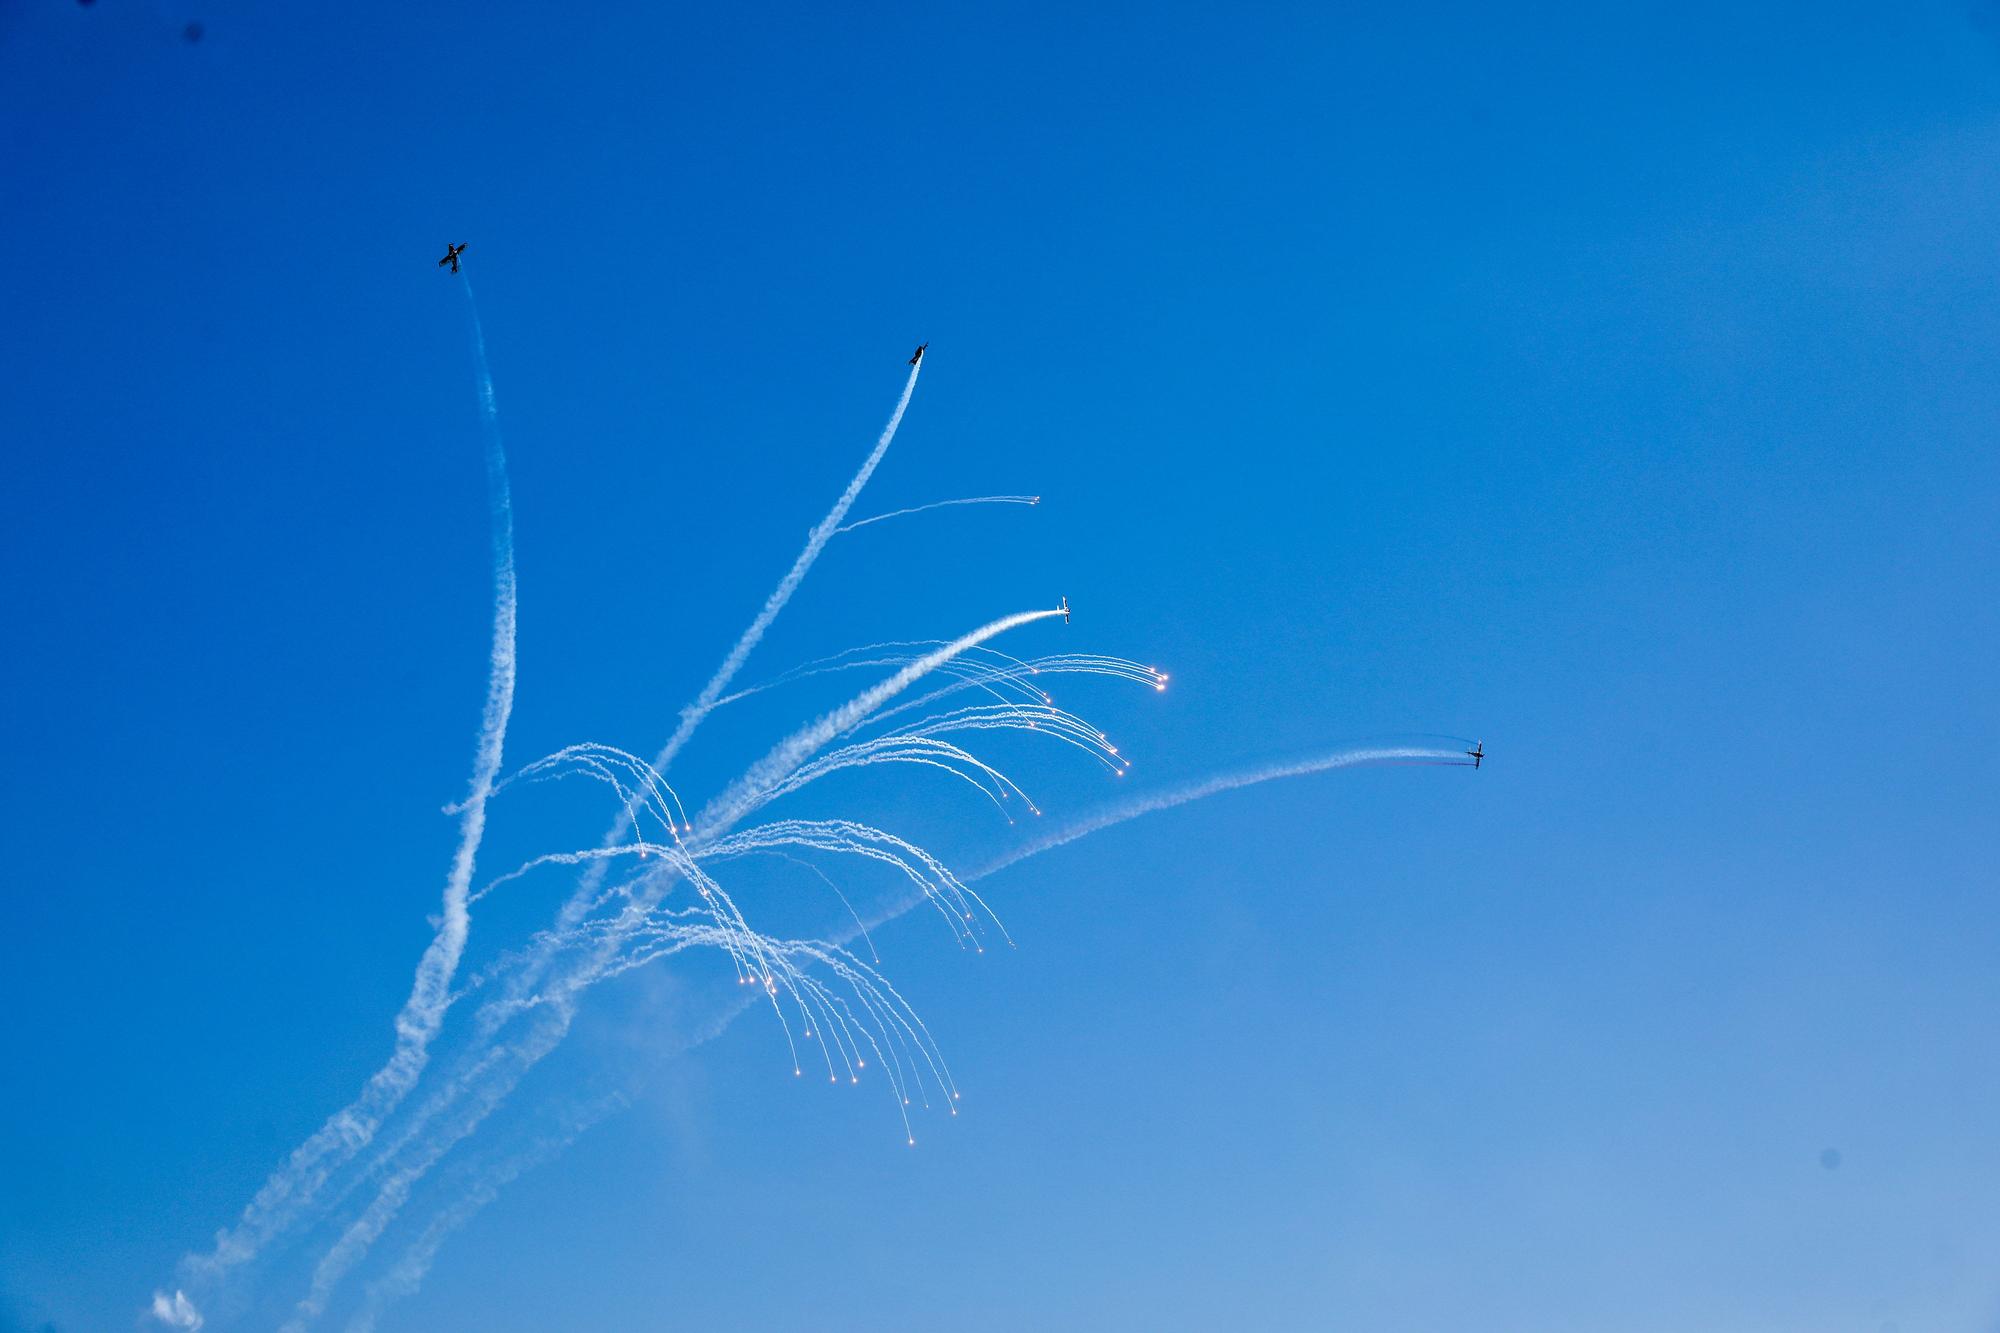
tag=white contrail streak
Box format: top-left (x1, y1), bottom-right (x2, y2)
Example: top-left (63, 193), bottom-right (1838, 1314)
top-left (971, 745), bottom-right (1464, 880)
top-left (692, 606), bottom-right (1066, 840)
top-left (168, 285), bottom-right (1472, 1330)
top-left (689, 745), bottom-right (1472, 1012)
top-left (835, 494), bottom-right (1039, 536)
top-left (683, 746), bottom-right (1473, 1046)
top-left (276, 610), bottom-right (1064, 1319)
top-left (546, 361), bottom-right (925, 941)
top-left (342, 1093), bottom-right (627, 1333)
top-left (349, 743), bottom-right (1470, 1326)
top-left (658, 360), bottom-right (922, 775)
top-left (722, 745), bottom-right (1472, 959)
top-left (181, 280), bottom-right (520, 1290)
top-left (445, 360), bottom-right (928, 1108)
top-left (230, 368), bottom-right (931, 1321)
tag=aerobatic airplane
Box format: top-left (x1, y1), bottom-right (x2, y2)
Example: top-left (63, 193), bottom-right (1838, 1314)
top-left (1466, 741), bottom-right (1485, 769)
top-left (908, 342), bottom-right (928, 367)
top-left (1059, 596), bottom-right (1070, 624)
top-left (437, 242), bottom-right (467, 274)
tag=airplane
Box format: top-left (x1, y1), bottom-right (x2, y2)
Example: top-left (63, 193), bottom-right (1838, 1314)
top-left (908, 342), bottom-right (928, 367)
top-left (437, 242), bottom-right (467, 274)
top-left (1467, 741), bottom-right (1485, 769)
top-left (1059, 596), bottom-right (1070, 624)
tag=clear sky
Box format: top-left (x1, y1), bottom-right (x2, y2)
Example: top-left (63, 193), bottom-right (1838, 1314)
top-left (3, 2), bottom-right (1999, 1329)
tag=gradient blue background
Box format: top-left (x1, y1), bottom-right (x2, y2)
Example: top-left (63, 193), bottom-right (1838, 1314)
top-left (4, 2), bottom-right (1999, 1329)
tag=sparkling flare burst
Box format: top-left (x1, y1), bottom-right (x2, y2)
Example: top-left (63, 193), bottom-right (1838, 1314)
top-left (158, 296), bottom-right (1466, 1333)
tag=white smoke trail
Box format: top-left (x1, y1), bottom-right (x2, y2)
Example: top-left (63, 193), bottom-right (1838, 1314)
top-left (351, 743), bottom-right (1472, 1327)
top-left (341, 1092), bottom-right (628, 1333)
top-left (970, 745), bottom-right (1465, 880)
top-left (292, 893), bottom-right (958, 1329)
top-left (280, 1023), bottom-right (558, 1332)
top-left (178, 281), bottom-right (519, 1293)
top-left (347, 365), bottom-right (936, 1239)
top-left (634, 748), bottom-right (1473, 1061)
top-left (656, 360), bottom-right (922, 777)
top-left (163, 289), bottom-right (1470, 1328)
top-left (270, 609), bottom-right (1064, 1322)
top-left (705, 745), bottom-right (1471, 968)
top-left (342, 906), bottom-right (907, 1333)
top-left (835, 494), bottom-right (1039, 536)
top-left (536, 360), bottom-right (925, 962)
top-left (692, 607), bottom-right (1066, 840)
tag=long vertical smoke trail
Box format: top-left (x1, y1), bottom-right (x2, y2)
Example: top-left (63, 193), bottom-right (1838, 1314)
top-left (663, 359), bottom-right (921, 768)
top-left (458, 358), bottom-right (924, 1103)
top-left (214, 365), bottom-right (927, 1323)
top-left (350, 743), bottom-right (1474, 1327)
top-left (181, 281), bottom-right (520, 1291)
top-left (130, 235), bottom-right (1484, 1333)
top-left (280, 607), bottom-right (1066, 1319)
top-left (551, 361), bottom-right (923, 936)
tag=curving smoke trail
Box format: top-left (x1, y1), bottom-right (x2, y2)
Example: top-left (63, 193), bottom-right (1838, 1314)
top-left (271, 606), bottom-right (1069, 1323)
top-left (538, 360), bottom-right (926, 958)
top-left (692, 606), bottom-right (1067, 841)
top-left (181, 363), bottom-right (937, 1329)
top-left (657, 359), bottom-right (923, 776)
top-left (361, 377), bottom-right (981, 1204)
top-left (704, 744), bottom-right (1475, 993)
top-left (187, 334), bottom-right (926, 1326)
top-left (835, 493), bottom-right (1040, 536)
top-left (347, 744), bottom-right (1470, 1329)
top-left (341, 1092), bottom-right (630, 1333)
top-left (299, 692), bottom-right (1437, 1326)
top-left (970, 745), bottom-right (1468, 881)
top-left (175, 281), bottom-right (520, 1297)
top-left (155, 303), bottom-right (1473, 1329)
top-left (389, 361), bottom-right (935, 1179)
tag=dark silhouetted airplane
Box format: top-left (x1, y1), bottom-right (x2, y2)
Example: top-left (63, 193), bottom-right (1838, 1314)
top-left (437, 243), bottom-right (467, 274)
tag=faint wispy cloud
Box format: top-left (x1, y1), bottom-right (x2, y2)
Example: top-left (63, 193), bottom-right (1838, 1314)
top-left (147, 1291), bottom-right (202, 1330)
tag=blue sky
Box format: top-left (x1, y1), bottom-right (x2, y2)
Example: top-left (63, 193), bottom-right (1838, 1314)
top-left (3, 1), bottom-right (1999, 1328)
